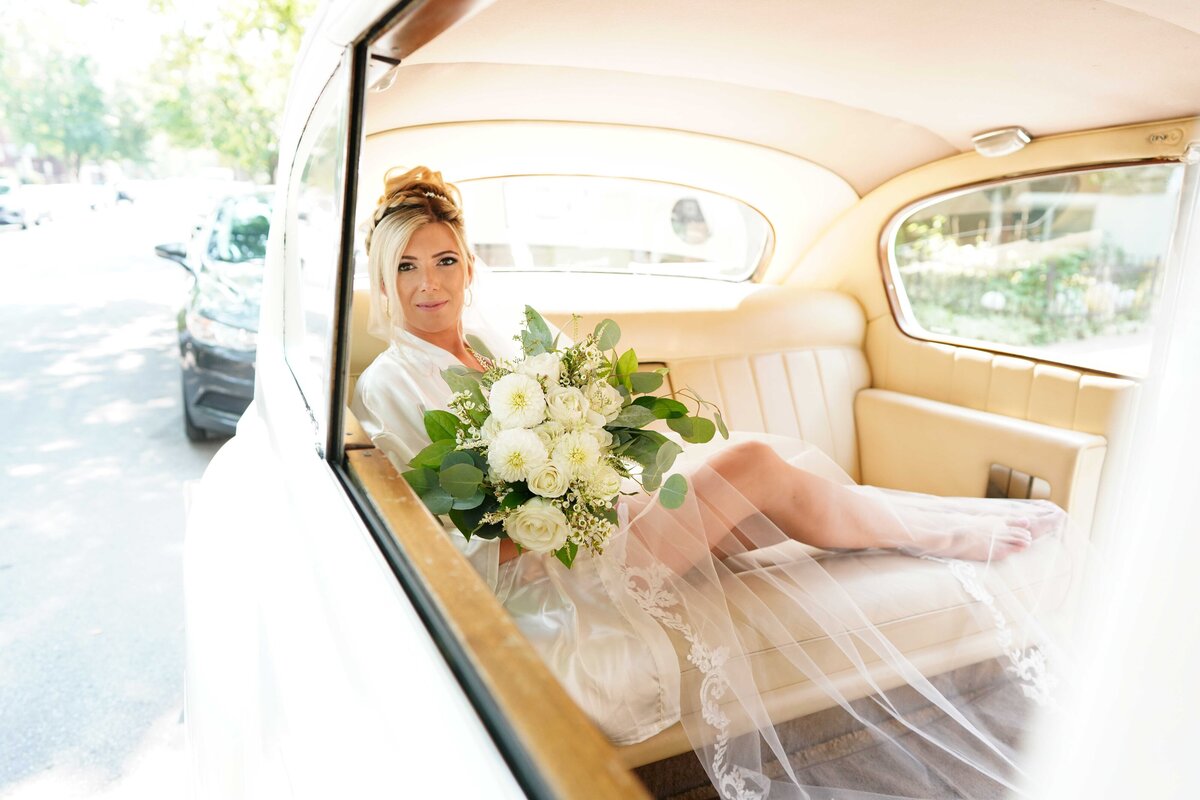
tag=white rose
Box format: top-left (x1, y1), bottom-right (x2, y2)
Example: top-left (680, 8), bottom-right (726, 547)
top-left (527, 461), bottom-right (570, 498)
top-left (552, 430), bottom-right (602, 480)
top-left (489, 373), bottom-right (546, 429)
top-left (517, 352), bottom-right (562, 385)
top-left (504, 497), bottom-right (570, 554)
top-left (478, 415), bottom-right (503, 444)
top-left (533, 420), bottom-right (566, 449)
top-left (585, 380), bottom-right (624, 422)
top-left (545, 385), bottom-right (590, 426)
top-left (586, 425), bottom-right (614, 449)
top-left (487, 428), bottom-right (547, 482)
top-left (586, 464), bottom-right (623, 502)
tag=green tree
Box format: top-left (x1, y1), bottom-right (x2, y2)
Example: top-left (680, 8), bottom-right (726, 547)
top-left (149, 0), bottom-right (316, 181)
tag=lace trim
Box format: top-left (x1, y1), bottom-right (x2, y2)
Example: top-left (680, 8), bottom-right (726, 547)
top-left (622, 562), bottom-right (766, 800)
top-left (924, 556), bottom-right (1057, 705)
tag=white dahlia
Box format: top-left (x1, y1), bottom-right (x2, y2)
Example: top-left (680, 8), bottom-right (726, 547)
top-left (489, 373), bottom-right (546, 429)
top-left (487, 428), bottom-right (548, 482)
top-left (586, 464), bottom-right (623, 502)
top-left (552, 431), bottom-right (602, 480)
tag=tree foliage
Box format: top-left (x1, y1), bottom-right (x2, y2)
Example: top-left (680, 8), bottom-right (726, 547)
top-left (0, 22), bottom-right (150, 176)
top-left (0, 26), bottom-right (150, 175)
top-left (149, 0), bottom-right (316, 180)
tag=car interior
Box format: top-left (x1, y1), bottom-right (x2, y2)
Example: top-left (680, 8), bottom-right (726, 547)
top-left (314, 1), bottom-right (1200, 795)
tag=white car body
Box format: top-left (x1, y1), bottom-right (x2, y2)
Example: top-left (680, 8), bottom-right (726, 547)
top-left (183, 1), bottom-right (1200, 798)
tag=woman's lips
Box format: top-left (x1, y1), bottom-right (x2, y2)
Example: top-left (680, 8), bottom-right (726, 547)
top-left (415, 300), bottom-right (448, 311)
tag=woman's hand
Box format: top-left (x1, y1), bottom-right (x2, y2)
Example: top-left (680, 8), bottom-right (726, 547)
top-left (498, 538), bottom-right (521, 564)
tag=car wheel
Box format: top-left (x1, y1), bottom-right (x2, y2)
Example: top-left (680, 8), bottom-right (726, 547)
top-left (183, 386), bottom-right (208, 442)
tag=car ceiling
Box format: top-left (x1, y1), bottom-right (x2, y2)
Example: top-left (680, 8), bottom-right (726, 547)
top-left (371, 0), bottom-right (1200, 194)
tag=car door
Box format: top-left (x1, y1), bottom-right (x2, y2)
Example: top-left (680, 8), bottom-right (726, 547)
top-left (184, 48), bottom-right (523, 799)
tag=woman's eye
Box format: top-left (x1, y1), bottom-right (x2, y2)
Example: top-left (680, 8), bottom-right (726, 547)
top-left (397, 262), bottom-right (414, 272)
top-left (438, 256), bottom-right (458, 267)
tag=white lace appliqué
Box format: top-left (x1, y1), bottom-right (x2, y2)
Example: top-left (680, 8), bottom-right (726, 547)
top-left (924, 556), bottom-right (1057, 705)
top-left (623, 562), bottom-right (767, 800)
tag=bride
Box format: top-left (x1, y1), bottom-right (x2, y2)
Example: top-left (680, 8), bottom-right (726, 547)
top-left (352, 167), bottom-right (1073, 799)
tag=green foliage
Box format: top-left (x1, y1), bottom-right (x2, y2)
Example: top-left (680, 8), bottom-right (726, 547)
top-left (0, 27), bottom-right (149, 175)
top-left (424, 410), bottom-right (462, 443)
top-left (521, 305), bottom-right (555, 354)
top-left (659, 474), bottom-right (689, 509)
top-left (594, 318), bottom-right (621, 351)
top-left (148, 0), bottom-right (317, 179)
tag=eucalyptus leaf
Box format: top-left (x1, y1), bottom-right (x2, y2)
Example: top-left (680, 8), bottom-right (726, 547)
top-left (440, 450), bottom-right (475, 470)
top-left (451, 496), bottom-right (496, 542)
top-left (401, 467), bottom-right (437, 494)
top-left (623, 430), bottom-right (669, 467)
top-left (439, 462), bottom-right (484, 499)
top-left (669, 415), bottom-right (716, 443)
top-left (422, 486), bottom-right (454, 516)
top-left (629, 372), bottom-right (664, 394)
top-left (640, 396), bottom-right (687, 419)
top-left (714, 409), bottom-right (730, 438)
top-left (410, 440), bottom-right (456, 470)
top-left (441, 365), bottom-right (483, 395)
top-left (642, 470), bottom-right (663, 492)
top-left (666, 416), bottom-right (694, 438)
top-left (523, 305), bottom-right (554, 352)
top-left (451, 490), bottom-right (486, 510)
top-left (611, 404), bottom-right (657, 429)
top-left (594, 318), bottom-right (621, 351)
top-left (658, 474), bottom-right (689, 509)
top-left (653, 440), bottom-right (683, 475)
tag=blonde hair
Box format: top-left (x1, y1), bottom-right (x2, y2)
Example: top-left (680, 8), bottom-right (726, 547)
top-left (364, 166), bottom-right (473, 339)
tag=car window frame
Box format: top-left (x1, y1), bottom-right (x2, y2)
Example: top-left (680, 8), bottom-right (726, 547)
top-left (317, 6), bottom-right (649, 799)
top-left (281, 59), bottom-right (353, 456)
top-left (877, 157), bottom-right (1189, 378)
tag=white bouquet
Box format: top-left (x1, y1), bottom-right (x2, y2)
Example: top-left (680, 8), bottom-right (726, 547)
top-left (403, 307), bottom-right (727, 567)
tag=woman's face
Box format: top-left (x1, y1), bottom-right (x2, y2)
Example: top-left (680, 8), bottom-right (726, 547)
top-left (392, 222), bottom-right (472, 340)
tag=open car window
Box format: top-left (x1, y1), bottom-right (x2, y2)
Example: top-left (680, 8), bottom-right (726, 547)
top-left (885, 163), bottom-right (1185, 376)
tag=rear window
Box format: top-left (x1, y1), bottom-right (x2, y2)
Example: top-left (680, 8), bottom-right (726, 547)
top-left (886, 163), bottom-right (1184, 376)
top-left (458, 175), bottom-right (773, 281)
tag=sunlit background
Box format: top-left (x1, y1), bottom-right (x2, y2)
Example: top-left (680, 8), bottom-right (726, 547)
top-left (0, 1), bottom-right (314, 797)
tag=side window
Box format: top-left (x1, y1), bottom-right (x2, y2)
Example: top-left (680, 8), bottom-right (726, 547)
top-left (283, 65), bottom-right (350, 448)
top-left (886, 163), bottom-right (1185, 376)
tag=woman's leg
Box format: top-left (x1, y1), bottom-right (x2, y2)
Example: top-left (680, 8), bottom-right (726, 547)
top-left (694, 440), bottom-right (1042, 561)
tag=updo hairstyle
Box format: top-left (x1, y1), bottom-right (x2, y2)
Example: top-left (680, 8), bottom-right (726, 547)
top-left (364, 166), bottom-right (473, 337)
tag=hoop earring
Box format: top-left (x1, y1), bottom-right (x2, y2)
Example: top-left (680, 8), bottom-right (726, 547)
top-left (465, 286), bottom-right (474, 307)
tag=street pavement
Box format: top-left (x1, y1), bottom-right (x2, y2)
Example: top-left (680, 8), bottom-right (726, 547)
top-left (0, 195), bottom-right (227, 798)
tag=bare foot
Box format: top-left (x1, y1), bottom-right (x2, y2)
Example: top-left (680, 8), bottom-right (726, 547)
top-left (902, 506), bottom-right (1062, 562)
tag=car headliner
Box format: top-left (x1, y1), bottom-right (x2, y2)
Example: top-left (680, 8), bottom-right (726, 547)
top-left (382, 0), bottom-right (1200, 193)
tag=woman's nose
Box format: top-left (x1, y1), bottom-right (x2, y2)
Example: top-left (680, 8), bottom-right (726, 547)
top-left (418, 269), bottom-right (440, 291)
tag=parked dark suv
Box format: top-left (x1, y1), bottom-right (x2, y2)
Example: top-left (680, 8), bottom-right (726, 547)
top-left (156, 190), bottom-right (272, 440)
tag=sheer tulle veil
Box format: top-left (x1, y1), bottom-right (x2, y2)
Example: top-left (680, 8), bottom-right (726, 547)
top-left (360, 214), bottom-right (1080, 796)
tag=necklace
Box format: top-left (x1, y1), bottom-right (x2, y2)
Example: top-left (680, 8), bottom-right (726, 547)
top-left (465, 342), bottom-right (494, 372)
